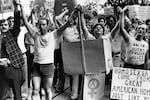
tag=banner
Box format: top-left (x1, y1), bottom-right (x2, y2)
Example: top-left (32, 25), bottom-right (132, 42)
top-left (61, 39), bottom-right (105, 75)
top-left (128, 5), bottom-right (150, 21)
top-left (83, 73), bottom-right (105, 100)
top-left (54, 0), bottom-right (76, 16)
top-left (104, 7), bottom-right (114, 15)
top-left (0, 0), bottom-right (14, 13)
top-left (111, 67), bottom-right (150, 100)
top-left (30, 0), bottom-right (54, 18)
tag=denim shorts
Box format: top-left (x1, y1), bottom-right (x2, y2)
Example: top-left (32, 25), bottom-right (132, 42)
top-left (32, 63), bottom-right (54, 78)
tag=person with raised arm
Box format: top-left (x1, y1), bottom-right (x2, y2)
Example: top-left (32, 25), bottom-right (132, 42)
top-left (20, 2), bottom-right (74, 100)
top-left (120, 6), bottom-right (149, 69)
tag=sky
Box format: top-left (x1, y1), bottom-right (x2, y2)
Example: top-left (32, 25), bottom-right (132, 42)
top-left (0, 0), bottom-right (107, 19)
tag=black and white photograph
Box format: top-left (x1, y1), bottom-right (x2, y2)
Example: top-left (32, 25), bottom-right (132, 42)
top-left (0, 0), bottom-right (150, 100)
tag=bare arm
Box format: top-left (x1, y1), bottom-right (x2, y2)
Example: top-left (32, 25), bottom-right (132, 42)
top-left (55, 13), bottom-right (73, 37)
top-left (120, 8), bottom-right (130, 42)
top-left (11, 1), bottom-right (20, 37)
top-left (55, 8), bottom-right (69, 25)
top-left (80, 11), bottom-right (95, 40)
top-left (109, 19), bottom-right (120, 39)
top-left (20, 4), bottom-right (36, 38)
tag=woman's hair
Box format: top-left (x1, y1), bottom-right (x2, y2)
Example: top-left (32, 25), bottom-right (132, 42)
top-left (91, 23), bottom-right (105, 35)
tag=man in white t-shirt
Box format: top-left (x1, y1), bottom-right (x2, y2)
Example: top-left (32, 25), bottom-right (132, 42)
top-left (17, 25), bottom-right (28, 99)
top-left (20, 3), bottom-right (72, 100)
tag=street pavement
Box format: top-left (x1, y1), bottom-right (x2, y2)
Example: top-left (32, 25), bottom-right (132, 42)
top-left (6, 75), bottom-right (111, 100)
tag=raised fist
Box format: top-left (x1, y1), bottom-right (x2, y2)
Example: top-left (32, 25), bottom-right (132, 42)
top-left (74, 5), bottom-right (83, 13)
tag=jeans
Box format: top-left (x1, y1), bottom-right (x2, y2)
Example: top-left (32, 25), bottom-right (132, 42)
top-left (0, 65), bottom-right (23, 100)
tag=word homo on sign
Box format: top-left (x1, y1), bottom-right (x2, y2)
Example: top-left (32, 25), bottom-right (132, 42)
top-left (111, 67), bottom-right (150, 100)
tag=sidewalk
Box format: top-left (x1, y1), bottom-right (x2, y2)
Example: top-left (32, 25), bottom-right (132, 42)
top-left (24, 76), bottom-right (111, 100)
top-left (49, 76), bottom-right (111, 100)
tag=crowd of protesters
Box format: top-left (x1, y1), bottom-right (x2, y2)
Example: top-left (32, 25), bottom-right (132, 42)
top-left (0, 0), bottom-right (150, 100)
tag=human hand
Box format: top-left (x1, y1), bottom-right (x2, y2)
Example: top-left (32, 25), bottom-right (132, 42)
top-left (122, 6), bottom-right (129, 12)
top-left (117, 6), bottom-right (123, 13)
top-left (0, 58), bottom-right (10, 67)
top-left (74, 5), bottom-right (83, 13)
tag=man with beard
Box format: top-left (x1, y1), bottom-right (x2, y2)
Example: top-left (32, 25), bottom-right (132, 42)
top-left (20, 2), bottom-right (73, 100)
top-left (120, 6), bottom-right (149, 69)
top-left (0, 1), bottom-right (24, 100)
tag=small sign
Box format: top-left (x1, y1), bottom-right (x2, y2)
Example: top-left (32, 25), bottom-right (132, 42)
top-left (0, 0), bottom-right (14, 13)
top-left (104, 7), bottom-right (114, 15)
top-left (111, 67), bottom-right (150, 100)
top-left (129, 5), bottom-right (150, 21)
top-left (83, 73), bottom-right (105, 100)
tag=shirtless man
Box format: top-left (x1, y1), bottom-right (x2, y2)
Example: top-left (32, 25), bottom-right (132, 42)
top-left (120, 6), bottom-right (149, 69)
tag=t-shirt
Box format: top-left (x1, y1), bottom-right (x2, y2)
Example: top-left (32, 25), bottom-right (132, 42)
top-left (33, 31), bottom-right (56, 64)
top-left (125, 37), bottom-right (149, 65)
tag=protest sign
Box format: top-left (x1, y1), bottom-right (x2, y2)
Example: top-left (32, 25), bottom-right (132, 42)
top-left (30, 0), bottom-right (54, 18)
top-left (128, 5), bottom-right (150, 21)
top-left (111, 67), bottom-right (150, 100)
top-left (0, 0), bottom-right (14, 13)
top-left (104, 7), bottom-right (114, 15)
top-left (83, 73), bottom-right (105, 100)
top-left (61, 39), bottom-right (105, 75)
top-left (54, 0), bottom-right (76, 16)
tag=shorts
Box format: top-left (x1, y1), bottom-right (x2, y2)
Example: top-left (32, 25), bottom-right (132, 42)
top-left (32, 63), bottom-right (54, 78)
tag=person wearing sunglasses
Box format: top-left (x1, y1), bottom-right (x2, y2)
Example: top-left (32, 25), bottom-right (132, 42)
top-left (0, 0), bottom-right (25, 100)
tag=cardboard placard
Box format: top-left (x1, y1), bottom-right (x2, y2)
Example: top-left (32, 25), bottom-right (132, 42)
top-left (111, 67), bottom-right (150, 100)
top-left (104, 7), bottom-right (114, 15)
top-left (129, 5), bottom-right (150, 21)
top-left (61, 39), bottom-right (105, 75)
top-left (0, 0), bottom-right (14, 13)
top-left (54, 0), bottom-right (76, 16)
top-left (83, 73), bottom-right (105, 100)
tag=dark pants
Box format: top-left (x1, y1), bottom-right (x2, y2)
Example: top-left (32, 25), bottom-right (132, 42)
top-left (0, 65), bottom-right (23, 100)
top-left (53, 49), bottom-right (65, 90)
top-left (25, 44), bottom-right (34, 88)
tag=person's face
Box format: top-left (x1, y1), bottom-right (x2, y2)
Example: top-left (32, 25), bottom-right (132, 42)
top-left (1, 21), bottom-right (9, 32)
top-left (9, 18), bottom-right (14, 28)
top-left (136, 25), bottom-right (147, 38)
top-left (144, 32), bottom-right (149, 42)
top-left (99, 19), bottom-right (105, 26)
top-left (94, 25), bottom-right (104, 38)
top-left (129, 28), bottom-right (136, 37)
top-left (133, 17), bottom-right (139, 24)
top-left (109, 17), bottom-right (114, 25)
top-left (38, 19), bottom-right (48, 35)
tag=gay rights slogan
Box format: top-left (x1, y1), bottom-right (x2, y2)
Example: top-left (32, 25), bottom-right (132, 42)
top-left (111, 67), bottom-right (150, 100)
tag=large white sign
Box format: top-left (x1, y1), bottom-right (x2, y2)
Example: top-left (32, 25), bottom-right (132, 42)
top-left (129, 5), bottom-right (150, 21)
top-left (111, 67), bottom-right (150, 100)
top-left (0, 0), bottom-right (14, 13)
top-left (83, 73), bottom-right (105, 100)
